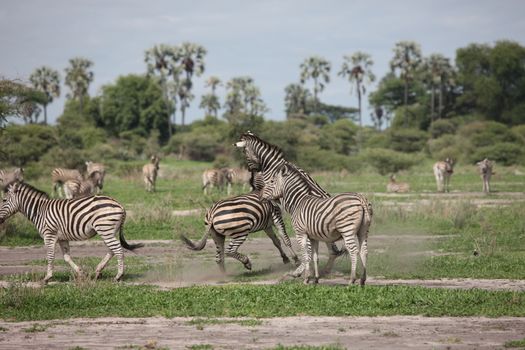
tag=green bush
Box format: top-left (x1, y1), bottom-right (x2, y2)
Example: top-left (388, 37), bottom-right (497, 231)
top-left (469, 142), bottom-right (524, 166)
top-left (388, 128), bottom-right (428, 153)
top-left (39, 147), bottom-right (88, 170)
top-left (360, 148), bottom-right (421, 175)
top-left (297, 146), bottom-right (360, 172)
top-left (0, 124), bottom-right (56, 166)
top-left (511, 124), bottom-right (525, 144)
top-left (458, 121), bottom-right (517, 147)
top-left (429, 119), bottom-right (457, 138)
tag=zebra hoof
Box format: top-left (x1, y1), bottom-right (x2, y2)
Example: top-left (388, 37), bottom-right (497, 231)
top-left (282, 256), bottom-right (290, 265)
top-left (244, 261), bottom-right (252, 270)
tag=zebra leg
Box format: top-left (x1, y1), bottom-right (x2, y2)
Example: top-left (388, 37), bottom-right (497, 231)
top-left (286, 232), bottom-right (309, 280)
top-left (310, 239), bottom-right (320, 284)
top-left (271, 209), bottom-right (299, 265)
top-left (210, 229), bottom-right (226, 273)
top-left (338, 222), bottom-right (362, 285)
top-left (58, 241), bottom-right (83, 277)
top-left (357, 219), bottom-right (370, 286)
top-left (263, 226), bottom-right (290, 265)
top-left (97, 229), bottom-right (125, 282)
top-left (226, 235), bottom-right (251, 270)
top-left (321, 242), bottom-right (344, 276)
top-left (94, 252), bottom-right (114, 280)
top-left (42, 234), bottom-right (58, 285)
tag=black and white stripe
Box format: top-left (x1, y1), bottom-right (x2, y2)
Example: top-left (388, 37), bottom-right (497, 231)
top-left (0, 182), bottom-right (143, 283)
top-left (51, 167), bottom-right (83, 198)
top-left (182, 172), bottom-right (299, 272)
top-left (0, 167), bottom-right (24, 189)
top-left (262, 164), bottom-right (372, 285)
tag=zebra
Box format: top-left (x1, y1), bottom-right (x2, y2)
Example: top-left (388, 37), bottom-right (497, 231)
top-left (182, 172), bottom-right (299, 272)
top-left (477, 158), bottom-right (494, 193)
top-left (143, 155), bottom-right (160, 192)
top-left (386, 174), bottom-right (410, 193)
top-left (202, 168), bottom-right (231, 195)
top-left (0, 167), bottom-right (24, 189)
top-left (433, 158), bottom-right (454, 192)
top-left (234, 131), bottom-right (346, 275)
top-left (63, 171), bottom-right (102, 199)
top-left (261, 163), bottom-right (372, 285)
top-left (0, 182), bottom-right (143, 283)
top-left (226, 167), bottom-right (252, 193)
top-left (51, 168), bottom-right (83, 198)
top-left (85, 161), bottom-right (106, 193)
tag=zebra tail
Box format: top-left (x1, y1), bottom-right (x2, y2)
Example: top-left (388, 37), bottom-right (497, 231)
top-left (180, 229), bottom-right (210, 251)
top-left (119, 228), bottom-right (145, 251)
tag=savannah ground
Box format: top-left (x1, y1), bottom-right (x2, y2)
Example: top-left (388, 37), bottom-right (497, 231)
top-left (1, 158), bottom-right (525, 349)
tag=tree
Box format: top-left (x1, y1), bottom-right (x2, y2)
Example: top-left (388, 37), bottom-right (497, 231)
top-left (390, 41), bottom-right (423, 126)
top-left (0, 79), bottom-right (47, 128)
top-left (300, 56), bottom-right (331, 112)
top-left (224, 76), bottom-right (268, 120)
top-left (29, 66), bottom-right (60, 125)
top-left (177, 42), bottom-right (207, 126)
top-left (64, 57), bottom-right (94, 114)
top-left (422, 54), bottom-right (455, 121)
top-left (200, 76), bottom-right (221, 117)
top-left (284, 83), bottom-right (311, 117)
top-left (145, 44), bottom-right (178, 137)
top-left (338, 52), bottom-right (376, 126)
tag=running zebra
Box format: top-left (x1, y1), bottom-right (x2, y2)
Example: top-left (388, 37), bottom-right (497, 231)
top-left (477, 158), bottom-right (494, 193)
top-left (234, 131), bottom-right (347, 275)
top-left (143, 155), bottom-right (160, 192)
top-left (0, 182), bottom-right (143, 283)
top-left (433, 158), bottom-right (454, 192)
top-left (85, 161), bottom-right (106, 193)
top-left (262, 163), bottom-right (372, 285)
top-left (182, 172), bottom-right (299, 272)
top-left (202, 168), bottom-right (230, 195)
top-left (386, 174), bottom-right (410, 193)
top-left (51, 168), bottom-right (83, 198)
top-left (63, 172), bottom-right (102, 199)
top-left (0, 167), bottom-right (24, 189)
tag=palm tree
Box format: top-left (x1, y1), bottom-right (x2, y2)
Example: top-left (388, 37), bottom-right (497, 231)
top-left (64, 57), bottom-right (94, 114)
top-left (177, 42), bottom-right (207, 126)
top-left (29, 66), bottom-right (60, 125)
top-left (300, 56), bottom-right (331, 113)
top-left (423, 54), bottom-right (456, 121)
top-left (145, 44), bottom-right (178, 137)
top-left (390, 41), bottom-right (422, 126)
top-left (224, 76), bottom-right (267, 119)
top-left (284, 83), bottom-right (311, 117)
top-left (201, 76), bottom-right (222, 117)
top-left (338, 52), bottom-right (375, 127)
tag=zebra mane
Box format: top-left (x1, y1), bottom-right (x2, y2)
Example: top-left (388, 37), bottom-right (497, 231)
top-left (240, 132), bottom-right (285, 159)
top-left (9, 182), bottom-right (50, 198)
top-left (282, 163), bottom-right (320, 194)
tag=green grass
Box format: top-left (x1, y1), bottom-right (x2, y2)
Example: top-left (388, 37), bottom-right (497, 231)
top-left (505, 337), bottom-right (525, 348)
top-left (1, 282), bottom-right (524, 321)
top-left (272, 346), bottom-right (345, 350)
top-left (186, 317), bottom-right (263, 328)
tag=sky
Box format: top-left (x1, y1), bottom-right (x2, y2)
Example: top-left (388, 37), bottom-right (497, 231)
top-left (1, 0), bottom-right (525, 126)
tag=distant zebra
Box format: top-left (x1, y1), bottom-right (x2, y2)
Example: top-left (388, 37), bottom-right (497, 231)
top-left (85, 161), bottom-right (106, 193)
top-left (477, 158), bottom-right (494, 193)
top-left (143, 156), bottom-right (160, 192)
top-left (0, 167), bottom-right (24, 189)
top-left (225, 167), bottom-right (252, 193)
top-left (51, 168), bottom-right (83, 198)
top-left (386, 174), bottom-right (410, 193)
top-left (182, 172), bottom-right (299, 272)
top-left (262, 163), bottom-right (372, 285)
top-left (202, 168), bottom-right (230, 195)
top-left (234, 131), bottom-right (346, 275)
top-left (63, 172), bottom-right (102, 199)
top-left (433, 158), bottom-right (454, 192)
top-left (0, 182), bottom-right (143, 283)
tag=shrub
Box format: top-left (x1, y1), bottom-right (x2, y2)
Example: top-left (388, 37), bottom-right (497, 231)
top-left (469, 142), bottom-right (524, 166)
top-left (429, 119), bottom-right (457, 139)
top-left (458, 121), bottom-right (517, 147)
top-left (361, 148), bottom-right (421, 175)
top-left (0, 124), bottom-right (55, 166)
top-left (39, 147), bottom-right (88, 170)
top-left (511, 124), bottom-right (525, 144)
top-left (388, 128), bottom-right (428, 153)
top-left (297, 146), bottom-right (360, 172)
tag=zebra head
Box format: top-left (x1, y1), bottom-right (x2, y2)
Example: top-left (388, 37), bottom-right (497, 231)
top-left (234, 131), bottom-right (285, 173)
top-left (261, 166), bottom-right (288, 201)
top-left (0, 182), bottom-right (22, 224)
top-left (445, 158), bottom-right (455, 174)
top-left (477, 158), bottom-right (493, 174)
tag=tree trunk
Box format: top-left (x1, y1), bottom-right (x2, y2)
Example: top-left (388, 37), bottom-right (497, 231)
top-left (357, 81), bottom-right (362, 127)
top-left (181, 106), bottom-right (186, 126)
top-left (43, 103), bottom-right (48, 125)
top-left (314, 77), bottom-right (319, 113)
top-left (403, 79), bottom-right (408, 127)
top-left (430, 84), bottom-right (435, 122)
top-left (438, 83), bottom-right (444, 119)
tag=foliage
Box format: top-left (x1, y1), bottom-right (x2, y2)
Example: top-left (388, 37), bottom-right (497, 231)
top-left (470, 142), bottom-right (524, 166)
top-left (0, 79), bottom-right (47, 126)
top-left (388, 128), bottom-right (428, 153)
top-left (429, 119), bottom-right (457, 138)
top-left (0, 124), bottom-right (55, 166)
top-left (29, 66), bottom-right (61, 125)
top-left (361, 148), bottom-right (420, 175)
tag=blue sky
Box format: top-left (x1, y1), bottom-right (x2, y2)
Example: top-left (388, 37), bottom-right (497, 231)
top-left (1, 0), bottom-right (524, 125)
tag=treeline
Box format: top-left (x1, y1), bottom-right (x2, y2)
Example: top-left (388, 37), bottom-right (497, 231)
top-left (1, 40), bottom-right (525, 176)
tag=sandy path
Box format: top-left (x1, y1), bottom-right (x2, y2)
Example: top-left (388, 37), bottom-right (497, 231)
top-left (1, 316), bottom-right (524, 349)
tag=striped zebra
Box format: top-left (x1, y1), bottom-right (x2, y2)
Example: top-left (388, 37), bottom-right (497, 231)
top-left (143, 156), bottom-right (160, 192)
top-left (227, 167), bottom-right (252, 192)
top-left (182, 172), bottom-right (299, 272)
top-left (433, 158), bottom-right (454, 192)
top-left (85, 161), bottom-right (106, 193)
top-left (0, 182), bottom-right (143, 283)
top-left (386, 174), bottom-right (410, 193)
top-left (477, 158), bottom-right (494, 193)
top-left (202, 168), bottom-right (231, 195)
top-left (262, 163), bottom-right (372, 285)
top-left (0, 167), bottom-right (24, 189)
top-left (234, 131), bottom-right (346, 275)
top-left (63, 172), bottom-right (102, 199)
top-left (51, 168), bottom-right (83, 198)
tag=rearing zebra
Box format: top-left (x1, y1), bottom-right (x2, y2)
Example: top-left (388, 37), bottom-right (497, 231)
top-left (0, 182), bottom-right (143, 283)
top-left (234, 131), bottom-right (347, 275)
top-left (262, 163), bottom-right (372, 285)
top-left (182, 172), bottom-right (299, 272)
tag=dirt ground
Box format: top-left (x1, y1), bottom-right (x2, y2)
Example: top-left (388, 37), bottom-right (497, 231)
top-left (1, 236), bottom-right (525, 349)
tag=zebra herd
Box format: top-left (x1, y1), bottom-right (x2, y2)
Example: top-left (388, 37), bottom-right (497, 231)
top-left (0, 131), bottom-right (497, 285)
